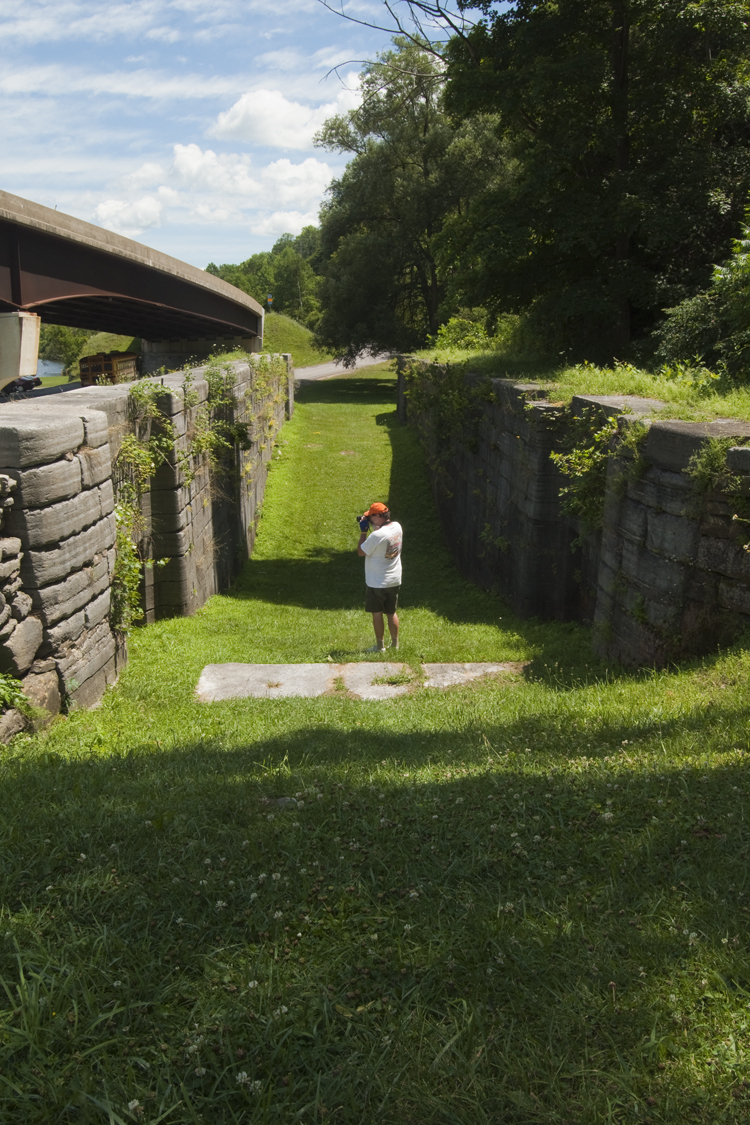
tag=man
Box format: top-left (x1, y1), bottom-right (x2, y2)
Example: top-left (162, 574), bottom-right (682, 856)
top-left (357, 502), bottom-right (403, 652)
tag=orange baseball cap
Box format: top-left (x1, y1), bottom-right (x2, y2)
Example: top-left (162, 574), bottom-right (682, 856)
top-left (364, 502), bottom-right (389, 516)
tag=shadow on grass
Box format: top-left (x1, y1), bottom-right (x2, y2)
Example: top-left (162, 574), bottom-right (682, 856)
top-left (4, 702), bottom-right (750, 1121)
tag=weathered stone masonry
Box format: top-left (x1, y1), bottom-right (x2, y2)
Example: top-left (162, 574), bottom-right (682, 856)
top-left (0, 356), bottom-right (293, 739)
top-left (398, 357), bottom-right (750, 667)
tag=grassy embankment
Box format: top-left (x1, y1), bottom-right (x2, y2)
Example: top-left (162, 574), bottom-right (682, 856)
top-left (416, 342), bottom-right (750, 423)
top-left (3, 365), bottom-right (750, 1122)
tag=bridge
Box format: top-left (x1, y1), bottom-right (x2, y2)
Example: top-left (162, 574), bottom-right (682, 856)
top-left (0, 190), bottom-right (264, 388)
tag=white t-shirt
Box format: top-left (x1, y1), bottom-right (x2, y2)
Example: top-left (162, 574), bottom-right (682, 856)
top-left (361, 521), bottom-right (403, 588)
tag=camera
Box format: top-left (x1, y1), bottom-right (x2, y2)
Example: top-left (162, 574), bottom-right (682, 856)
top-left (357, 514), bottom-right (370, 530)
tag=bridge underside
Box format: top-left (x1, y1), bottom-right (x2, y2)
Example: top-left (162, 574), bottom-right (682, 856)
top-left (0, 208), bottom-right (262, 343)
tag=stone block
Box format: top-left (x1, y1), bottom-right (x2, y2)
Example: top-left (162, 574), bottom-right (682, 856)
top-left (84, 589), bottom-right (111, 629)
top-left (77, 445), bottom-right (112, 489)
top-left (0, 537), bottom-right (21, 560)
top-left (727, 446), bottom-right (750, 474)
top-left (620, 539), bottom-right (686, 600)
top-left (20, 514), bottom-right (116, 589)
top-left (7, 457), bottom-right (82, 507)
top-left (645, 421), bottom-right (750, 474)
top-left (718, 579), bottom-right (750, 616)
top-left (22, 668), bottom-right (61, 724)
top-left (56, 620), bottom-right (117, 699)
top-left (645, 509), bottom-right (700, 561)
top-left (0, 411), bottom-right (84, 468)
top-left (5, 486), bottom-right (106, 548)
top-left (0, 708), bottom-right (25, 743)
top-left (0, 556), bottom-right (21, 581)
top-left (27, 558), bottom-right (111, 625)
top-left (697, 536), bottom-right (750, 582)
top-left (0, 603), bottom-right (9, 629)
top-left (572, 393), bottom-right (667, 420)
top-left (44, 609), bottom-right (86, 649)
top-left (10, 592), bottom-right (32, 620)
top-left (0, 614), bottom-right (42, 675)
top-left (619, 502), bottom-right (647, 544)
top-left (2, 576), bottom-right (22, 597)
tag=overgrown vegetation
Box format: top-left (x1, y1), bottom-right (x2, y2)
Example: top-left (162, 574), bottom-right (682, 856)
top-left (206, 229), bottom-right (322, 329)
top-left (4, 368), bottom-right (750, 1122)
top-left (550, 411), bottom-right (621, 536)
top-left (0, 672), bottom-right (27, 713)
top-left (109, 356), bottom-right (287, 634)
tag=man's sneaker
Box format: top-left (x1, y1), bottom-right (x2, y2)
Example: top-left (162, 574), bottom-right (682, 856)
top-left (367, 643), bottom-right (386, 653)
top-left (390, 641), bottom-right (400, 650)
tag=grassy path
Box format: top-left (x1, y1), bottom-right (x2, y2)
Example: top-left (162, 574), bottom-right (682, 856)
top-left (3, 368), bottom-right (750, 1123)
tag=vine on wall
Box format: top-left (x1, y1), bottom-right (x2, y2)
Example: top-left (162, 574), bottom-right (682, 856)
top-left (110, 356), bottom-right (287, 634)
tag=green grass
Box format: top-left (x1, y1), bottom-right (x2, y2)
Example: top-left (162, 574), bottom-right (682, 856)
top-left (4, 366), bottom-right (750, 1122)
top-left (416, 346), bottom-right (750, 423)
top-left (262, 312), bottom-right (333, 368)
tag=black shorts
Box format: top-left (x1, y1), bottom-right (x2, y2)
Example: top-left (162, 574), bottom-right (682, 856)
top-left (365, 585), bottom-right (400, 614)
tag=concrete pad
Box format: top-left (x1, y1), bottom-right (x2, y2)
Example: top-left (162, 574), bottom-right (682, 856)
top-left (421, 662), bottom-right (518, 689)
top-left (196, 662), bottom-right (333, 701)
top-left (339, 662), bottom-right (411, 700)
top-left (196, 660), bottom-right (519, 703)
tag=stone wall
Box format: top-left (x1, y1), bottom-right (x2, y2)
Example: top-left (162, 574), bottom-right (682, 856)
top-left (0, 356), bottom-right (293, 739)
top-left (398, 357), bottom-right (750, 667)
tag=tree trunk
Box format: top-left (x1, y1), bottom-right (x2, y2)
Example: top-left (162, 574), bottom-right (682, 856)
top-left (611, 0), bottom-right (631, 352)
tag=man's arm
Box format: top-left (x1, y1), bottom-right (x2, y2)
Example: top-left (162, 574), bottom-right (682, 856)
top-left (357, 531), bottom-right (367, 557)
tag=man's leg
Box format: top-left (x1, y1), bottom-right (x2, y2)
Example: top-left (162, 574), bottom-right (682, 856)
top-left (386, 612), bottom-right (399, 647)
top-left (371, 612), bottom-right (386, 648)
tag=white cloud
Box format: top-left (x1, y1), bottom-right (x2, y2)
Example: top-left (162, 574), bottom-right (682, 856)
top-left (211, 84), bottom-right (359, 149)
top-left (251, 210), bottom-right (320, 237)
top-left (94, 195), bottom-right (163, 236)
top-left (90, 144), bottom-right (335, 237)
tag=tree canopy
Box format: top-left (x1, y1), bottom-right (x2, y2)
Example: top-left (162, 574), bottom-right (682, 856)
top-left (440, 0), bottom-right (750, 360)
top-left (313, 38), bottom-right (503, 363)
top-left (206, 227), bottom-right (323, 328)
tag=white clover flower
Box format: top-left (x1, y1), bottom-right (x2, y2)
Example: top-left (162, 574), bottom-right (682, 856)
top-left (258, 873), bottom-right (267, 882)
top-left (273, 910), bottom-right (283, 919)
top-left (297, 800), bottom-right (305, 809)
top-left (455, 797), bottom-right (464, 805)
top-left (236, 1071), bottom-right (250, 1085)
top-left (300, 867), bottom-right (307, 874)
top-left (114, 981), bottom-right (122, 987)
top-left (404, 924), bottom-right (412, 933)
top-left (204, 858), bottom-right (211, 865)
top-left (242, 840), bottom-right (249, 847)
top-left (409, 891), bottom-right (419, 899)
top-left (172, 877), bottom-right (180, 884)
top-left (602, 811), bottom-right (614, 821)
top-left (250, 892), bottom-right (258, 901)
top-left (432, 815), bottom-right (438, 820)
top-left (46, 885), bottom-right (54, 892)
top-left (267, 814), bottom-right (275, 821)
top-left (128, 1100), bottom-right (140, 1111)
top-left (272, 872), bottom-right (281, 881)
top-left (199, 880), bottom-right (207, 886)
top-left (247, 980), bottom-right (258, 989)
top-left (229, 880), bottom-right (235, 887)
top-left (79, 853), bottom-right (87, 861)
top-left (216, 900), bottom-right (227, 910)
top-left (195, 1067), bottom-right (206, 1076)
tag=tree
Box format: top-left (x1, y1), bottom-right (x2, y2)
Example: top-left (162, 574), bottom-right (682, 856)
top-left (38, 324), bottom-right (94, 374)
top-left (440, 0), bottom-right (750, 360)
top-left (313, 37), bottom-right (503, 362)
top-left (205, 231), bottom-right (322, 326)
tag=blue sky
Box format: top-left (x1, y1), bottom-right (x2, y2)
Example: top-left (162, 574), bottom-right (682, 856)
top-left (0, 0), bottom-right (397, 267)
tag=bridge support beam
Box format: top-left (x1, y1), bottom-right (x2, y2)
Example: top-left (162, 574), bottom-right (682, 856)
top-left (0, 312), bottom-right (40, 392)
top-left (141, 335), bottom-right (262, 375)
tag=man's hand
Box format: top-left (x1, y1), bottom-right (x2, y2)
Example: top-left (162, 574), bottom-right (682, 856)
top-left (358, 517), bottom-right (370, 532)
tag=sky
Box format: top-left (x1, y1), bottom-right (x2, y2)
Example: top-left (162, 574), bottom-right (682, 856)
top-left (0, 0), bottom-right (397, 268)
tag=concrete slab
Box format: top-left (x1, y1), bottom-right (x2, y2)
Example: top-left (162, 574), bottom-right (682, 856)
top-left (422, 662), bottom-right (518, 689)
top-left (196, 662), bottom-right (333, 701)
top-left (339, 662), bottom-right (411, 700)
top-left (196, 660), bottom-right (520, 702)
